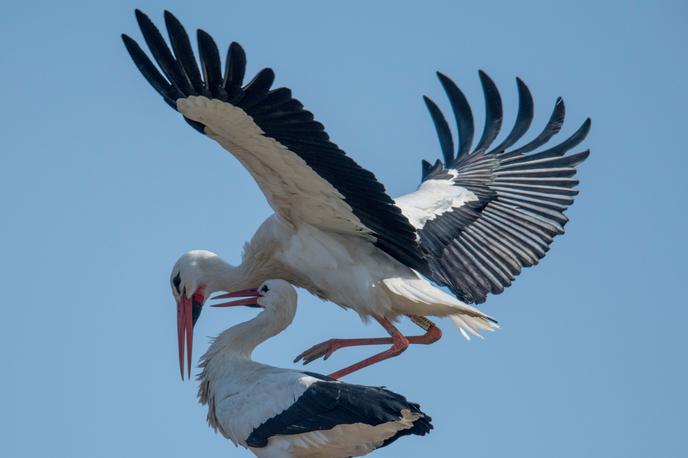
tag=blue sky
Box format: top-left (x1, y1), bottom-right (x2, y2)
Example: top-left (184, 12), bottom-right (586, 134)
top-left (2, 1), bottom-right (686, 456)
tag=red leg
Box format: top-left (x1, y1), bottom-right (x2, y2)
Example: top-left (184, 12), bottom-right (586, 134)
top-left (407, 315), bottom-right (443, 344)
top-left (328, 334), bottom-right (408, 379)
top-left (327, 316), bottom-right (409, 379)
top-left (294, 314), bottom-right (442, 365)
top-left (294, 337), bottom-right (397, 365)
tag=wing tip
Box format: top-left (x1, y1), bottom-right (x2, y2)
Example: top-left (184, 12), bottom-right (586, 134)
top-left (163, 9), bottom-right (184, 32)
top-left (263, 67), bottom-right (276, 79)
top-left (134, 9), bottom-right (157, 34)
top-left (229, 41), bottom-right (246, 55)
top-left (515, 77), bottom-right (531, 98)
top-left (197, 29), bottom-right (218, 53)
top-left (477, 69), bottom-right (498, 90)
top-left (555, 96), bottom-right (566, 112)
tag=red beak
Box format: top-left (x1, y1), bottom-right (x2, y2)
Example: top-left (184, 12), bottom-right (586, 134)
top-left (177, 290), bottom-right (205, 380)
top-left (211, 288), bottom-right (260, 307)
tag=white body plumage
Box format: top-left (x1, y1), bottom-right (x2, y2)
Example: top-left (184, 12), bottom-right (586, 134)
top-left (197, 280), bottom-right (432, 457)
top-left (127, 9), bottom-right (589, 376)
top-left (176, 215), bottom-right (495, 335)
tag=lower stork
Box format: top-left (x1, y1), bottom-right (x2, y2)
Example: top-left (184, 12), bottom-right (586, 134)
top-left (125, 10), bottom-right (591, 379)
top-left (194, 279), bottom-right (432, 458)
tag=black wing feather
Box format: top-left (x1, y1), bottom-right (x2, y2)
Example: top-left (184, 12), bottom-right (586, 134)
top-left (134, 10), bottom-right (189, 98)
top-left (240, 68), bottom-right (276, 109)
top-left (489, 77), bottom-right (534, 154)
top-left (223, 42), bottom-right (246, 101)
top-left (124, 10), bottom-right (429, 275)
top-left (197, 29), bottom-right (223, 98)
top-left (418, 71), bottom-right (590, 303)
top-left (246, 380), bottom-right (432, 449)
top-left (163, 10), bottom-right (204, 94)
top-left (472, 70), bottom-right (503, 153)
top-left (121, 34), bottom-right (177, 108)
top-left (503, 97), bottom-right (566, 159)
top-left (437, 71), bottom-right (474, 162)
top-left (423, 96), bottom-right (454, 166)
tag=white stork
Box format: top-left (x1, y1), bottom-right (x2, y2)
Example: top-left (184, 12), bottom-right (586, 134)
top-left (124, 10), bottom-right (591, 379)
top-left (191, 278), bottom-right (432, 458)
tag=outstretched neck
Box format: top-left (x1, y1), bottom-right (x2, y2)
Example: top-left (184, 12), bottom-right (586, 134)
top-left (197, 306), bottom-right (292, 417)
top-left (203, 307), bottom-right (293, 362)
top-left (200, 256), bottom-right (262, 296)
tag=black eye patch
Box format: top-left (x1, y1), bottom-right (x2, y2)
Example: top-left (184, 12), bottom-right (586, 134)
top-left (260, 284), bottom-right (269, 293)
top-left (173, 273), bottom-right (182, 294)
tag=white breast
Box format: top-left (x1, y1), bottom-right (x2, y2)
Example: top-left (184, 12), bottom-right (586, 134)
top-left (274, 221), bottom-right (412, 317)
top-left (212, 363), bottom-right (320, 446)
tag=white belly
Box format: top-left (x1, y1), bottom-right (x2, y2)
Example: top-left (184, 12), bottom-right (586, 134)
top-left (271, 221), bottom-right (407, 317)
top-left (260, 216), bottom-right (486, 320)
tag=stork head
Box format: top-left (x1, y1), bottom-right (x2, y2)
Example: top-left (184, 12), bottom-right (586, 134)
top-left (170, 250), bottom-right (222, 380)
top-left (212, 279), bottom-right (297, 332)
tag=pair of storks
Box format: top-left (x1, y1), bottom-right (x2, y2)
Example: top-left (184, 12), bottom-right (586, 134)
top-left (123, 9), bottom-right (589, 457)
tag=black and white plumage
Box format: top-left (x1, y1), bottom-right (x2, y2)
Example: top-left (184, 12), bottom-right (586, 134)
top-left (127, 10), bottom-right (590, 378)
top-left (196, 279), bottom-right (432, 457)
top-left (123, 10), bottom-right (425, 274)
top-left (398, 73), bottom-right (590, 303)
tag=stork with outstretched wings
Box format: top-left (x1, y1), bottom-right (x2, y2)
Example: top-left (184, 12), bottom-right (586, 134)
top-left (123, 10), bottom-right (590, 380)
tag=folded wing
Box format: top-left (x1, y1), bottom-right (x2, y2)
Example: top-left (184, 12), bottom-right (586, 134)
top-left (246, 378), bottom-right (432, 449)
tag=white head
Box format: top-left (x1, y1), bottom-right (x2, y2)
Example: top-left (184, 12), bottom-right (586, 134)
top-left (170, 250), bottom-right (231, 379)
top-left (170, 250), bottom-right (227, 301)
top-left (213, 279), bottom-right (297, 330)
top-left (170, 249), bottom-right (295, 378)
top-left (198, 279), bottom-right (298, 365)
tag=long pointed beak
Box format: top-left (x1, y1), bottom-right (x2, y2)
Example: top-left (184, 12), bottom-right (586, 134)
top-left (177, 296), bottom-right (193, 380)
top-left (211, 288), bottom-right (260, 307)
top-left (177, 293), bottom-right (204, 380)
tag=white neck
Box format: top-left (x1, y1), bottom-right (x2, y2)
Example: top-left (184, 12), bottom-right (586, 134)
top-left (191, 254), bottom-right (266, 297)
top-left (202, 304), bottom-right (295, 362)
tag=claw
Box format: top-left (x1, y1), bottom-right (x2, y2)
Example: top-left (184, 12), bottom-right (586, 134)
top-left (294, 339), bottom-right (340, 365)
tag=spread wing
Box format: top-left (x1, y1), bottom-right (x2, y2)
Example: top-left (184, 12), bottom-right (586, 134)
top-left (122, 10), bottom-right (427, 274)
top-left (396, 71), bottom-right (590, 303)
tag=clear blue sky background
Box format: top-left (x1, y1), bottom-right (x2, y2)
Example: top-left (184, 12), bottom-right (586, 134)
top-left (2, 1), bottom-right (686, 456)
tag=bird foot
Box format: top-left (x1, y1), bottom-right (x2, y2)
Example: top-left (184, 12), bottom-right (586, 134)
top-left (294, 339), bottom-right (347, 365)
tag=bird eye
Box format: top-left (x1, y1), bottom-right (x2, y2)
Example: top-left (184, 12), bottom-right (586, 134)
top-left (173, 273), bottom-right (182, 294)
top-left (260, 284), bottom-right (269, 293)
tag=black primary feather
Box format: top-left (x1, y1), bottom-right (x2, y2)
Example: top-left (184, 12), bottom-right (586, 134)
top-left (197, 29), bottom-right (223, 98)
top-left (437, 71), bottom-right (474, 162)
top-left (423, 96), bottom-right (454, 166)
top-left (122, 10), bottom-right (429, 276)
top-left (418, 71), bottom-right (590, 303)
top-left (134, 10), bottom-right (189, 98)
top-left (473, 70), bottom-right (503, 153)
top-left (223, 42), bottom-right (246, 101)
top-left (489, 77), bottom-right (534, 153)
top-left (246, 380), bottom-right (432, 449)
top-left (163, 10), bottom-right (204, 94)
